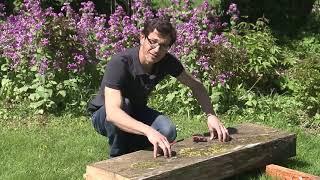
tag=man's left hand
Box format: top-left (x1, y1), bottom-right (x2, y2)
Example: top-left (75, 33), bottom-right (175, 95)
top-left (207, 115), bottom-right (230, 142)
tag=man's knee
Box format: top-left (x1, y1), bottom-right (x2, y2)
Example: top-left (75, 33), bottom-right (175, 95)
top-left (96, 98), bottom-right (131, 132)
top-left (153, 115), bottom-right (177, 142)
top-left (162, 125), bottom-right (177, 143)
top-left (91, 106), bottom-right (107, 136)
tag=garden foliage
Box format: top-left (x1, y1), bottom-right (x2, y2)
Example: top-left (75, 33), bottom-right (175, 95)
top-left (1, 0), bottom-right (242, 114)
top-left (0, 0), bottom-right (318, 122)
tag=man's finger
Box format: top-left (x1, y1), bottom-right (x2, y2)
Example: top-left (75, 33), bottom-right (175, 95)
top-left (221, 125), bottom-right (227, 142)
top-left (209, 129), bottom-right (214, 140)
top-left (159, 142), bottom-right (168, 158)
top-left (224, 126), bottom-right (229, 135)
top-left (164, 140), bottom-right (172, 158)
top-left (223, 126), bottom-right (230, 141)
top-left (153, 144), bottom-right (158, 158)
top-left (216, 127), bottom-right (222, 142)
top-left (160, 137), bottom-right (171, 157)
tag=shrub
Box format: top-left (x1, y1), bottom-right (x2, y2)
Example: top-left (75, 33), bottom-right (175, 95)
top-left (282, 57), bottom-right (320, 118)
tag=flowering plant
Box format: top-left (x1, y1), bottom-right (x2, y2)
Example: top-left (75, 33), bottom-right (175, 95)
top-left (0, 0), bottom-right (268, 114)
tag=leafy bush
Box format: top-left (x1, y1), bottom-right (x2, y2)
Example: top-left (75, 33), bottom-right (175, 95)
top-left (150, 17), bottom-right (287, 115)
top-left (198, 18), bottom-right (290, 113)
top-left (282, 57), bottom-right (320, 118)
top-left (279, 4), bottom-right (320, 120)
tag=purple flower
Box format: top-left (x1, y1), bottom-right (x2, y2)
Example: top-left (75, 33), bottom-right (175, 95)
top-left (67, 63), bottom-right (78, 71)
top-left (199, 0), bottom-right (210, 11)
top-left (212, 34), bottom-right (228, 45)
top-left (214, 71), bottom-right (234, 86)
top-left (227, 3), bottom-right (239, 16)
top-left (171, 0), bottom-right (179, 5)
top-left (227, 3), bottom-right (240, 25)
top-left (40, 38), bottom-right (49, 46)
top-left (38, 58), bottom-right (49, 75)
top-left (74, 54), bottom-right (85, 65)
top-left (108, 6), bottom-right (125, 26)
top-left (0, 0), bottom-right (234, 82)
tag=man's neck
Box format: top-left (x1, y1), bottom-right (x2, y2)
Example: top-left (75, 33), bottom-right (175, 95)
top-left (141, 62), bottom-right (153, 74)
top-left (139, 48), bottom-right (153, 74)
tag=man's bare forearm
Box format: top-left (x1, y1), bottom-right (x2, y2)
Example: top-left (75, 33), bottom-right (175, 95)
top-left (191, 82), bottom-right (216, 116)
top-left (106, 107), bottom-right (153, 136)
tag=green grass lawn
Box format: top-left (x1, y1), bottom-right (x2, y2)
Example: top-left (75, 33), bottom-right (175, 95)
top-left (0, 110), bottom-right (319, 179)
top-left (0, 115), bottom-right (106, 179)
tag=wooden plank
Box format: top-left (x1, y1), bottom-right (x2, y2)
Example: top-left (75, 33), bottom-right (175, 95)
top-left (85, 123), bottom-right (296, 180)
top-left (266, 164), bottom-right (320, 180)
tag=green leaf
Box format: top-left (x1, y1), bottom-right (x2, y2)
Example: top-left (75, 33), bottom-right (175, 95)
top-left (1, 79), bottom-right (11, 86)
top-left (18, 86), bottom-right (29, 93)
top-left (30, 100), bottom-right (46, 109)
top-left (29, 93), bottom-right (40, 101)
top-left (166, 93), bottom-right (175, 102)
top-left (1, 64), bottom-right (8, 71)
top-left (58, 90), bottom-right (66, 97)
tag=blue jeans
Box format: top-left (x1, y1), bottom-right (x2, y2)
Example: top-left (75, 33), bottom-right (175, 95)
top-left (91, 98), bottom-right (177, 157)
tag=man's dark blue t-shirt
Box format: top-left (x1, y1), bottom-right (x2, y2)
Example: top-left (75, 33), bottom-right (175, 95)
top-left (88, 46), bottom-right (184, 113)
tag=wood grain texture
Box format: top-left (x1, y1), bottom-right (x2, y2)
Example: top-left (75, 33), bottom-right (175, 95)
top-left (85, 123), bottom-right (296, 180)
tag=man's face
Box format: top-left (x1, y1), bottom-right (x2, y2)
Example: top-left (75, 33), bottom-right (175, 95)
top-left (139, 29), bottom-right (171, 65)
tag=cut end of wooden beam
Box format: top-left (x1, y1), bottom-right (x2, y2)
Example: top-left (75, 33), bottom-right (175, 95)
top-left (266, 164), bottom-right (320, 180)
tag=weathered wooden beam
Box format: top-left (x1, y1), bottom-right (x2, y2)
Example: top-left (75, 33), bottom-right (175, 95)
top-left (85, 123), bottom-right (296, 180)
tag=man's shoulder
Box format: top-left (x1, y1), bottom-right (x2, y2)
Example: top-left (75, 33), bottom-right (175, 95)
top-left (113, 47), bottom-right (138, 60)
top-left (108, 47), bottom-right (138, 66)
top-left (159, 53), bottom-right (184, 77)
top-left (161, 53), bottom-right (180, 64)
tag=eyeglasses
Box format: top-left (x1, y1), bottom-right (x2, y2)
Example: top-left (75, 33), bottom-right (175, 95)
top-left (145, 36), bottom-right (170, 51)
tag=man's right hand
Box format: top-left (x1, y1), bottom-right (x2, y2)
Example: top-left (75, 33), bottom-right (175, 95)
top-left (145, 128), bottom-right (172, 158)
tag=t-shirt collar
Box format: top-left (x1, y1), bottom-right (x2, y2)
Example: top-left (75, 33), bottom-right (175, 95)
top-left (133, 46), bottom-right (162, 76)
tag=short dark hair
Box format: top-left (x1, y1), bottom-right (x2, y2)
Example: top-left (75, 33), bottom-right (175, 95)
top-left (142, 18), bottom-right (177, 46)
